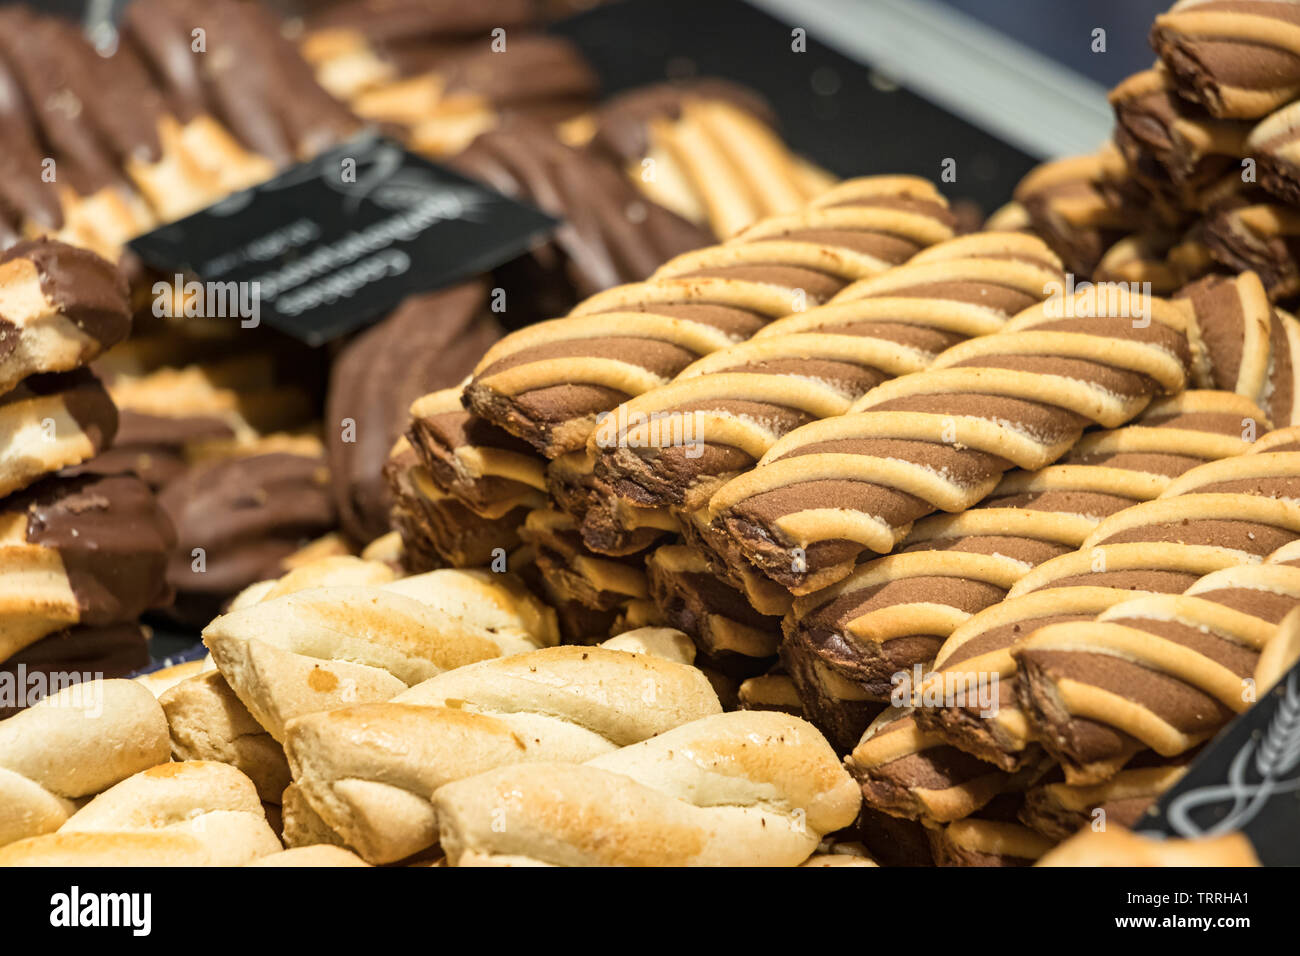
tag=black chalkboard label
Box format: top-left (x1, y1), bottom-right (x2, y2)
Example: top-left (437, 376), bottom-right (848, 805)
top-left (1139, 661), bottom-right (1300, 865)
top-left (128, 132), bottom-right (557, 345)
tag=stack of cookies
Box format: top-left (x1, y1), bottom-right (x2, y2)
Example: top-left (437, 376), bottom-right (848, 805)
top-left (0, 239), bottom-right (174, 711)
top-left (1002, 0), bottom-right (1300, 307)
top-left (381, 164), bottom-right (1300, 864)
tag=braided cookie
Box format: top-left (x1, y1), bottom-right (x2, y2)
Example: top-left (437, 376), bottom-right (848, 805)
top-left (0, 369), bottom-right (117, 498)
top-left (385, 437), bottom-right (527, 571)
top-left (1201, 198), bottom-right (1300, 299)
top-left (202, 569), bottom-right (559, 741)
top-left (844, 706), bottom-right (1046, 829)
top-left (1110, 67), bottom-right (1251, 212)
top-left (646, 543), bottom-right (784, 666)
top-left (782, 391), bottom-right (1265, 731)
top-left (702, 285), bottom-right (1193, 597)
top-left (581, 233), bottom-right (1065, 556)
top-left (518, 508), bottom-right (651, 623)
top-left (161, 555), bottom-right (406, 800)
top-left (462, 176), bottom-right (957, 459)
top-left (1178, 271), bottom-right (1300, 427)
top-left (1151, 0), bottom-right (1300, 119)
top-left (926, 790), bottom-right (1055, 867)
top-left (1036, 826), bottom-right (1259, 866)
top-left (405, 387), bottom-right (549, 521)
top-left (159, 671), bottom-right (290, 805)
top-left (0, 761), bottom-right (281, 867)
top-left (432, 710), bottom-right (860, 867)
top-left (0, 471), bottom-right (175, 664)
top-left (590, 81), bottom-right (836, 240)
top-left (0, 680), bottom-right (168, 848)
top-left (1012, 152), bottom-right (1135, 275)
top-left (0, 240), bottom-right (131, 396)
top-left (1015, 525), bottom-right (1300, 785)
top-left (916, 433), bottom-right (1300, 778)
top-left (1019, 749), bottom-right (1196, 841)
top-left (282, 634), bottom-right (719, 863)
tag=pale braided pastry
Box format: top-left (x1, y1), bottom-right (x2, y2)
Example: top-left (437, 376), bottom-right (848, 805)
top-left (462, 176), bottom-right (957, 459)
top-left (0, 761), bottom-right (280, 867)
top-left (282, 630), bottom-right (719, 863)
top-left (432, 710), bottom-right (860, 867)
top-left (0, 680), bottom-right (168, 848)
top-left (784, 391), bottom-right (1265, 751)
top-left (201, 565), bottom-right (558, 741)
top-left (701, 285), bottom-right (1194, 597)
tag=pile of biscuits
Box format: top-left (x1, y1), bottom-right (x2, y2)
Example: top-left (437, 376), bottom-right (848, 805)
top-left (0, 240), bottom-right (171, 710)
top-left (384, 168), bottom-right (1300, 866)
top-left (1002, 0), bottom-right (1300, 303)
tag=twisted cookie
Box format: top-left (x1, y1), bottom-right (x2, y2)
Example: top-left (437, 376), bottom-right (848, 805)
top-left (844, 706), bottom-right (1046, 830)
top-left (703, 285), bottom-right (1192, 596)
top-left (518, 508), bottom-right (651, 624)
top-left (1110, 67), bottom-right (1250, 212)
top-left (1201, 198), bottom-right (1300, 299)
top-left (283, 632), bottom-right (719, 863)
top-left (433, 710), bottom-right (860, 866)
top-left (1019, 749), bottom-right (1196, 841)
top-left (915, 431), bottom-right (1300, 780)
top-left (385, 436), bottom-right (533, 571)
top-left (1016, 518), bottom-right (1300, 784)
top-left (162, 555), bottom-right (412, 803)
top-left (1178, 271), bottom-right (1300, 427)
top-left (582, 233), bottom-right (1065, 556)
top-left (1012, 152), bottom-right (1135, 275)
top-left (646, 543), bottom-right (785, 665)
top-left (0, 761), bottom-right (280, 866)
top-left (405, 386), bottom-right (548, 521)
top-left (783, 390), bottom-right (1265, 738)
top-left (0, 680), bottom-right (169, 848)
top-left (1151, 0), bottom-right (1300, 119)
top-left (462, 176), bottom-right (957, 459)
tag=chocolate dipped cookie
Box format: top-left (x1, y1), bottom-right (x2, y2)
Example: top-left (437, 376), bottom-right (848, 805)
top-left (326, 285), bottom-right (502, 546)
top-left (463, 176), bottom-right (957, 461)
top-left (0, 470), bottom-right (175, 664)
